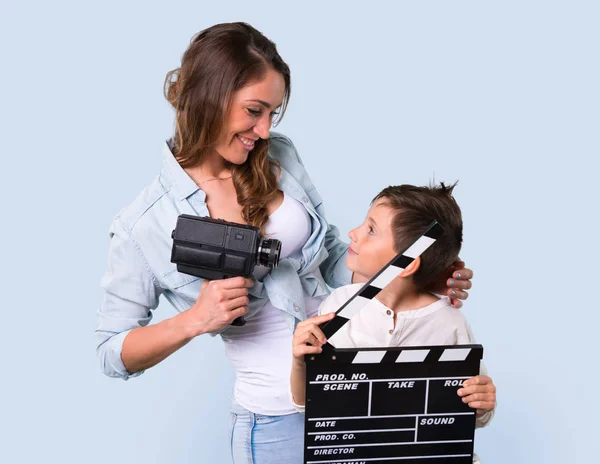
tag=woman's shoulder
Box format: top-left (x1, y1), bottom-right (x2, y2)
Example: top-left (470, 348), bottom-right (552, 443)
top-left (110, 174), bottom-right (169, 234)
top-left (269, 131), bottom-right (303, 165)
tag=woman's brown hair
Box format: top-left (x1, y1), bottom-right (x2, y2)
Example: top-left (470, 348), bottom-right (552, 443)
top-left (164, 22), bottom-right (291, 231)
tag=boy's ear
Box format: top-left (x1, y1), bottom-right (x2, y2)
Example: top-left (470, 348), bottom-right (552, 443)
top-left (400, 256), bottom-right (421, 278)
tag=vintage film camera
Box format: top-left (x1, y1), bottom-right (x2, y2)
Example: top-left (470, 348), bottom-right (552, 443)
top-left (170, 215), bottom-right (281, 326)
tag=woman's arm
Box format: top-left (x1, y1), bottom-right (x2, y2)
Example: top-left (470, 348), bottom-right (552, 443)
top-left (97, 220), bottom-right (250, 378)
top-left (120, 313), bottom-right (198, 374)
top-left (120, 278), bottom-right (251, 373)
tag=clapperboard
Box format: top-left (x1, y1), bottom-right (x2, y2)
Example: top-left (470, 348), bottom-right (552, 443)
top-left (304, 222), bottom-right (484, 464)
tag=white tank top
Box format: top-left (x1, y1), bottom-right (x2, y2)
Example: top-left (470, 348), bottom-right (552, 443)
top-left (221, 192), bottom-right (327, 415)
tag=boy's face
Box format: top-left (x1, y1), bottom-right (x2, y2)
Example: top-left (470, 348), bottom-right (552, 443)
top-left (346, 199), bottom-right (398, 281)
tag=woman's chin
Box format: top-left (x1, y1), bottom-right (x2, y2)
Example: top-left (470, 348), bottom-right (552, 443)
top-left (222, 152), bottom-right (249, 165)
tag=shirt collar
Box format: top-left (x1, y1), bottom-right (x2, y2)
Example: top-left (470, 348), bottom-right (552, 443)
top-left (160, 139), bottom-right (203, 201)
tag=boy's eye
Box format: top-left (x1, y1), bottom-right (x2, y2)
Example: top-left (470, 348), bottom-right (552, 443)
top-left (368, 226), bottom-right (375, 235)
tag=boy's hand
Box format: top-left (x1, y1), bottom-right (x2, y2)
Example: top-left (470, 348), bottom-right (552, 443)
top-left (457, 375), bottom-right (496, 415)
top-left (292, 312), bottom-right (336, 364)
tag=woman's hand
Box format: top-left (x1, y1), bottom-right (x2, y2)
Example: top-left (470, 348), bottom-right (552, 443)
top-left (185, 277), bottom-right (253, 335)
top-left (429, 258), bottom-right (473, 308)
top-left (457, 375), bottom-right (496, 416)
top-left (292, 312), bottom-right (335, 364)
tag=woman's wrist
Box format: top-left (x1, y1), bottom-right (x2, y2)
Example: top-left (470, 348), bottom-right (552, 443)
top-left (166, 309), bottom-right (206, 341)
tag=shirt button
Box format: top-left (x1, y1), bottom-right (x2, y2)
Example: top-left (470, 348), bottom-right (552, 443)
top-left (388, 329), bottom-right (393, 335)
top-left (386, 310), bottom-right (392, 316)
top-left (293, 303), bottom-right (300, 312)
top-left (302, 196), bottom-right (309, 203)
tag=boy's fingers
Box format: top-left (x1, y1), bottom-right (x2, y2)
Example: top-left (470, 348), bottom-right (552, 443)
top-left (312, 327), bottom-right (328, 345)
top-left (463, 375), bottom-right (490, 387)
top-left (301, 346), bottom-right (323, 355)
top-left (303, 328), bottom-right (326, 346)
top-left (295, 330), bottom-right (324, 347)
top-left (461, 392), bottom-right (487, 403)
top-left (470, 401), bottom-right (495, 411)
top-left (300, 332), bottom-right (320, 347)
top-left (296, 313), bottom-right (333, 331)
top-left (458, 376), bottom-right (495, 397)
top-left (311, 312), bottom-right (336, 325)
top-left (458, 385), bottom-right (490, 397)
top-left (309, 333), bottom-right (322, 346)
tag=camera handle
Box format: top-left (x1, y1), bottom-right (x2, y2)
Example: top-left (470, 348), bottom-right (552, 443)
top-left (223, 275), bottom-right (246, 327)
top-left (174, 264), bottom-right (247, 327)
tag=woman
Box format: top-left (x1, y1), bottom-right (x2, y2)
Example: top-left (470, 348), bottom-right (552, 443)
top-left (96, 22), bottom-right (494, 463)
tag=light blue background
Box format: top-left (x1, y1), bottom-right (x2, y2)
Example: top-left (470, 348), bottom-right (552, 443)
top-left (1, 1), bottom-right (598, 463)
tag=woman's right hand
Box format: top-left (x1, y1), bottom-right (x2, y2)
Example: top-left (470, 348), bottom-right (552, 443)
top-left (292, 312), bottom-right (335, 364)
top-left (186, 277), bottom-right (253, 335)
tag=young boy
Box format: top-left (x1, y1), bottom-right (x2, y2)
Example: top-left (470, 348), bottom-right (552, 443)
top-left (290, 183), bottom-right (495, 463)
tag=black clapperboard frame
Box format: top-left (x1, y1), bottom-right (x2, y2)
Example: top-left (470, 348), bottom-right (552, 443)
top-left (304, 222), bottom-right (483, 464)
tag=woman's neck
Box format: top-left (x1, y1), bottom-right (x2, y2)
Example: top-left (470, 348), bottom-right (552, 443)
top-left (184, 151), bottom-right (231, 182)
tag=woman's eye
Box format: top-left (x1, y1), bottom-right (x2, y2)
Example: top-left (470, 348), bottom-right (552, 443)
top-left (270, 110), bottom-right (280, 118)
top-left (247, 108), bottom-right (261, 116)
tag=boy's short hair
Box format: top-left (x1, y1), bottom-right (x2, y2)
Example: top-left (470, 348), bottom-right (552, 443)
top-left (373, 182), bottom-right (463, 290)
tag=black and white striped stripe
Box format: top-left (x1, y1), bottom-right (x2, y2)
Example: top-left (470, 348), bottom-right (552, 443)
top-left (322, 221), bottom-right (444, 347)
top-left (310, 345), bottom-right (481, 365)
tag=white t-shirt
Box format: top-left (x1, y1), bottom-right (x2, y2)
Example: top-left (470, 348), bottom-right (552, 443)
top-left (295, 283), bottom-right (494, 463)
top-left (222, 192), bottom-right (326, 415)
top-left (324, 284), bottom-right (479, 348)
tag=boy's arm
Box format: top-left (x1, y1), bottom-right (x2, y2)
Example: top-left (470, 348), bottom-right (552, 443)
top-left (290, 311), bottom-right (336, 411)
top-left (290, 285), bottom-right (357, 411)
top-left (473, 362), bottom-right (496, 428)
top-left (290, 359), bottom-right (308, 411)
top-left (456, 320), bottom-right (497, 428)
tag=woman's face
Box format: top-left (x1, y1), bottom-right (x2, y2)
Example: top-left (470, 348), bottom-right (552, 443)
top-left (213, 68), bottom-right (285, 165)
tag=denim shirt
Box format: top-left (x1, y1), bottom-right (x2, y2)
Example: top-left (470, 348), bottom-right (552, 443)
top-left (96, 132), bottom-right (351, 380)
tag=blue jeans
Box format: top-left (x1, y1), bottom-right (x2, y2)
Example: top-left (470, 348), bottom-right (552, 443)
top-left (229, 399), bottom-right (305, 463)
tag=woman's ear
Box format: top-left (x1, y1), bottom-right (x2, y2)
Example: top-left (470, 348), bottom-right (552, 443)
top-left (400, 256), bottom-right (421, 278)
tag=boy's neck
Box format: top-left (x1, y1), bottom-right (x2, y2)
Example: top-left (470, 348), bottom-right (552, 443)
top-left (374, 277), bottom-right (438, 313)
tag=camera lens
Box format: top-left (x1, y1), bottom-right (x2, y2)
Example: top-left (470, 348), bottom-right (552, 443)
top-left (257, 238), bottom-right (281, 268)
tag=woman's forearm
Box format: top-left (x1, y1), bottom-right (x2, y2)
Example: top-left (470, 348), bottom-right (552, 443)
top-left (121, 310), bottom-right (203, 374)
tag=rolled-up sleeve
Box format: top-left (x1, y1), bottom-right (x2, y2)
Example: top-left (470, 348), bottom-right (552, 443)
top-left (96, 219), bottom-right (162, 380)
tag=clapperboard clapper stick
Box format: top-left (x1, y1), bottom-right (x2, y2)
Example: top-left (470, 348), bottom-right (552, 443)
top-left (304, 221), bottom-right (484, 464)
